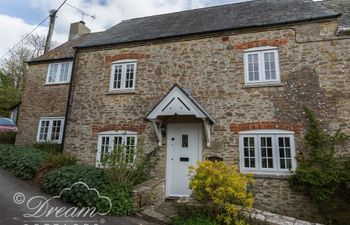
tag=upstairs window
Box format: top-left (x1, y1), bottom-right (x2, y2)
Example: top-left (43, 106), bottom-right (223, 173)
top-left (109, 60), bottom-right (137, 91)
top-left (239, 130), bottom-right (296, 174)
top-left (37, 117), bottom-right (65, 143)
top-left (96, 131), bottom-right (137, 167)
top-left (46, 62), bottom-right (72, 84)
top-left (244, 47), bottom-right (280, 84)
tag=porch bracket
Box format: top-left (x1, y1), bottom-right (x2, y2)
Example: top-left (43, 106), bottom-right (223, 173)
top-left (151, 119), bottom-right (162, 147)
top-left (203, 119), bottom-right (211, 147)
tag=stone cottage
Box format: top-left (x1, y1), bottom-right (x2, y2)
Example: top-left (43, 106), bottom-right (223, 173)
top-left (16, 0), bottom-right (350, 221)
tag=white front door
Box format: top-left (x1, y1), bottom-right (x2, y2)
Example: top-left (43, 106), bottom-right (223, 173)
top-left (166, 123), bottom-right (202, 197)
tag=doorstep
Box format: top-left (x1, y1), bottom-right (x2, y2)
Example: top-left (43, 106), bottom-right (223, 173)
top-left (139, 200), bottom-right (178, 224)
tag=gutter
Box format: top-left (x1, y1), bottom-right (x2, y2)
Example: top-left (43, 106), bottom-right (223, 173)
top-left (60, 49), bottom-right (78, 152)
top-left (26, 57), bottom-right (74, 65)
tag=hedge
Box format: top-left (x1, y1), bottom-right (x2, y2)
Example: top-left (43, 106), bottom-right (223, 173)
top-left (0, 144), bottom-right (133, 216)
top-left (0, 144), bottom-right (49, 179)
top-left (41, 164), bottom-right (133, 216)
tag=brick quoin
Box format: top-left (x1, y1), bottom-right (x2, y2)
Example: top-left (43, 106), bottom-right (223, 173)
top-left (105, 52), bottom-right (151, 62)
top-left (92, 123), bottom-right (147, 134)
top-left (234, 38), bottom-right (288, 50)
top-left (229, 121), bottom-right (304, 134)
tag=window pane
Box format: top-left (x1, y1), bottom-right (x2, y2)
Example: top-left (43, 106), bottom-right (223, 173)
top-left (182, 134), bottom-right (188, 148)
top-left (125, 136), bottom-right (136, 163)
top-left (113, 65), bottom-right (123, 89)
top-left (261, 137), bottom-right (273, 169)
top-left (48, 64), bottom-right (58, 83)
top-left (39, 120), bottom-right (50, 141)
top-left (243, 137), bottom-right (255, 168)
top-left (247, 53), bottom-right (259, 81)
top-left (50, 120), bottom-right (62, 141)
top-left (278, 137), bottom-right (292, 169)
top-left (264, 52), bottom-right (277, 81)
top-left (114, 136), bottom-right (123, 149)
top-left (59, 63), bottom-right (70, 82)
top-left (100, 136), bottom-right (110, 161)
top-left (125, 64), bottom-right (135, 88)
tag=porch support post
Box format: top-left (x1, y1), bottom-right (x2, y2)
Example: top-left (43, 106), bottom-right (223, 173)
top-left (151, 119), bottom-right (162, 147)
top-left (203, 119), bottom-right (211, 147)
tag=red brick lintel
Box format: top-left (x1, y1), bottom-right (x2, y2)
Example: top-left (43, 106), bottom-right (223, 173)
top-left (229, 121), bottom-right (304, 134)
top-left (92, 123), bottom-right (147, 134)
top-left (105, 52), bottom-right (150, 63)
top-left (234, 39), bottom-right (288, 50)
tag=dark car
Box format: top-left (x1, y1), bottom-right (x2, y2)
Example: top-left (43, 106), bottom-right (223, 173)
top-left (0, 117), bottom-right (17, 132)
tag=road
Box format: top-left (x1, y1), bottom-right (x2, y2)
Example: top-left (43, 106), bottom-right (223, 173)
top-left (0, 168), bottom-right (160, 225)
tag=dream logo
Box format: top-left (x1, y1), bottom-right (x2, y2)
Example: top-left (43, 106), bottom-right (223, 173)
top-left (14, 181), bottom-right (112, 219)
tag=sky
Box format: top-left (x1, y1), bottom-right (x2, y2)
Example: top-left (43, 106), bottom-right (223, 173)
top-left (0, 0), bottom-right (326, 58)
top-left (0, 0), bottom-right (251, 58)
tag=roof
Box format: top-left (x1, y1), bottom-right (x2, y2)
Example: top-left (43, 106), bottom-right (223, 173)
top-left (320, 0), bottom-right (350, 27)
top-left (146, 84), bottom-right (215, 124)
top-left (29, 32), bottom-right (102, 63)
top-left (78, 0), bottom-right (339, 48)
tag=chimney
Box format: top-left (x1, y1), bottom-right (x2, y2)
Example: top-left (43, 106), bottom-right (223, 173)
top-left (68, 21), bottom-right (90, 40)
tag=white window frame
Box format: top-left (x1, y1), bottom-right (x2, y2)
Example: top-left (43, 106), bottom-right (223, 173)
top-left (46, 62), bottom-right (73, 84)
top-left (36, 117), bottom-right (65, 143)
top-left (109, 60), bottom-right (137, 91)
top-left (96, 131), bottom-right (138, 167)
top-left (244, 46), bottom-right (280, 85)
top-left (239, 129), bottom-right (296, 175)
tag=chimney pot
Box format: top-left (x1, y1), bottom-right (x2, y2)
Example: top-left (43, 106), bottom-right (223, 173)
top-left (68, 21), bottom-right (90, 41)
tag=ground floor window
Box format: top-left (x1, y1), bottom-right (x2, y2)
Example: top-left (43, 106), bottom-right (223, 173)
top-left (36, 117), bottom-right (65, 143)
top-left (96, 131), bottom-right (137, 167)
top-left (239, 130), bottom-right (296, 174)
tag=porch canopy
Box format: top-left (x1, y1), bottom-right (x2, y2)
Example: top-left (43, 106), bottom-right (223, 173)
top-left (146, 84), bottom-right (214, 147)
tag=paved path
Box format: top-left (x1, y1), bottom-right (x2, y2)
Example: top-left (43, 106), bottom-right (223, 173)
top-left (0, 168), bottom-right (160, 225)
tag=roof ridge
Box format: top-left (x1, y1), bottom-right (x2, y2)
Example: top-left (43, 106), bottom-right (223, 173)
top-left (121, 0), bottom-right (257, 23)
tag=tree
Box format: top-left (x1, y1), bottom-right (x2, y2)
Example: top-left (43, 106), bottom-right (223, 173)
top-left (0, 34), bottom-right (57, 116)
top-left (0, 70), bottom-right (20, 116)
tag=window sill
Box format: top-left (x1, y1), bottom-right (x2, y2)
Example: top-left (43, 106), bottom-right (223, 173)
top-left (44, 82), bottom-right (70, 86)
top-left (243, 83), bottom-right (283, 89)
top-left (241, 171), bottom-right (293, 180)
top-left (106, 90), bottom-right (136, 95)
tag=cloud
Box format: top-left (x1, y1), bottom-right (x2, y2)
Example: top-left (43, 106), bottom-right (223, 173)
top-left (0, 0), bottom-right (252, 57)
top-left (0, 14), bottom-right (67, 57)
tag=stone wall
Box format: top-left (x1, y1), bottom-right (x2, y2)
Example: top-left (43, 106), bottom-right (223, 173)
top-left (133, 178), bottom-right (165, 210)
top-left (253, 176), bottom-right (320, 222)
top-left (59, 19), bottom-right (350, 221)
top-left (177, 197), bottom-right (322, 225)
top-left (15, 63), bottom-right (69, 146)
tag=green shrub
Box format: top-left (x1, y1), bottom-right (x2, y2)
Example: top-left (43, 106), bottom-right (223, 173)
top-left (0, 131), bottom-right (16, 144)
top-left (101, 145), bottom-right (157, 186)
top-left (33, 153), bottom-right (77, 185)
top-left (289, 107), bottom-right (350, 224)
top-left (42, 164), bottom-right (107, 195)
top-left (98, 183), bottom-right (133, 216)
top-left (189, 160), bottom-right (254, 225)
top-left (31, 142), bottom-right (61, 154)
top-left (173, 215), bottom-right (219, 225)
top-left (0, 144), bottom-right (49, 179)
top-left (41, 164), bottom-right (133, 216)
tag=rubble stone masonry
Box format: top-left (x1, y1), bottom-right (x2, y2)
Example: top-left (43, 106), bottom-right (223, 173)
top-left (15, 63), bottom-right (69, 146)
top-left (17, 19), bottom-right (350, 222)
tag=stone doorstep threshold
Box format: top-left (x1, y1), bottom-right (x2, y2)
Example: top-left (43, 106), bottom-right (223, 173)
top-left (140, 205), bottom-right (175, 224)
top-left (140, 197), bottom-right (324, 225)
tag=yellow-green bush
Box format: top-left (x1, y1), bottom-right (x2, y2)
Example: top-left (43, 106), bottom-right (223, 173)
top-left (189, 160), bottom-right (254, 225)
